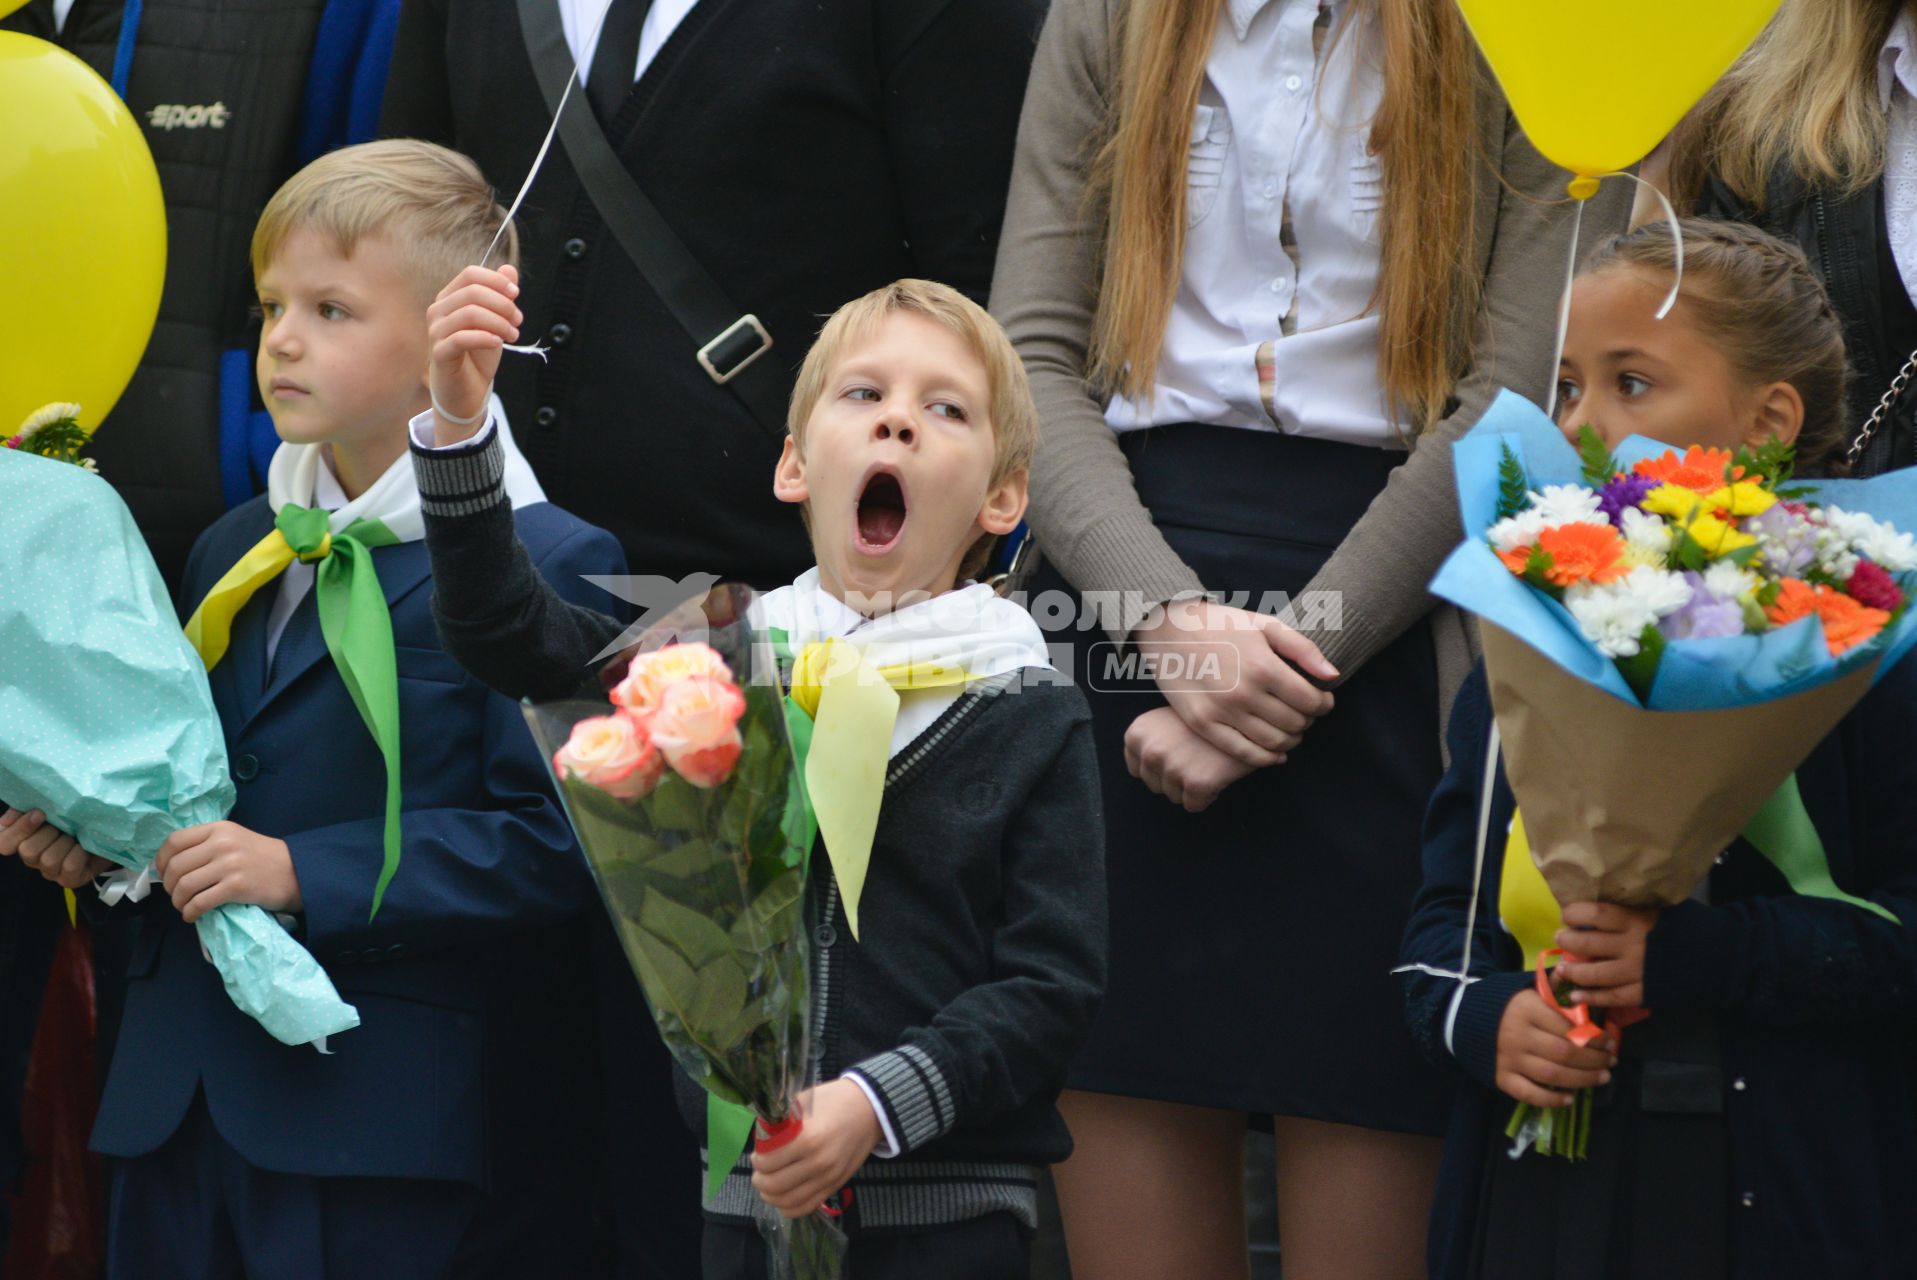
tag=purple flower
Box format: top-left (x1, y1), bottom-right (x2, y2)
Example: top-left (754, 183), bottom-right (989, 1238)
top-left (1749, 504), bottom-right (1818, 577)
top-left (1661, 572), bottom-right (1746, 640)
top-left (1598, 472), bottom-right (1656, 527)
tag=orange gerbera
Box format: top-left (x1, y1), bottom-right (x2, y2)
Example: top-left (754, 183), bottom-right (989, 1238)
top-left (1497, 545), bottom-right (1534, 575)
top-left (1764, 578), bottom-right (1891, 656)
top-left (1536, 522), bottom-right (1628, 587)
top-left (1632, 446), bottom-right (1745, 494)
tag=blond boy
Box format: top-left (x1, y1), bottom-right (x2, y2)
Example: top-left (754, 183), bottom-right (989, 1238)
top-left (40, 140), bottom-right (627, 1279)
top-left (416, 277), bottom-right (1107, 1279)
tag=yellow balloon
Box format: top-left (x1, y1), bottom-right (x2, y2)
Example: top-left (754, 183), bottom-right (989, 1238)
top-left (0, 32), bottom-right (165, 435)
top-left (1455, 0), bottom-right (1784, 185)
top-left (0, 1), bottom-right (26, 17)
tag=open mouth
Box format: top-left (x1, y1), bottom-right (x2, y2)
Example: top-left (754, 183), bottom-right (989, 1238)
top-left (855, 468), bottom-right (907, 553)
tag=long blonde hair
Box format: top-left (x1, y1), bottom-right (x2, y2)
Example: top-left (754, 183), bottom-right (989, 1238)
top-left (1670, 0), bottom-right (1901, 208)
top-left (1086, 0), bottom-right (1483, 430)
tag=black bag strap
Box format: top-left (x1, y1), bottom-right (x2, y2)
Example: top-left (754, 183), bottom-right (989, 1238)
top-left (514, 0), bottom-right (786, 441)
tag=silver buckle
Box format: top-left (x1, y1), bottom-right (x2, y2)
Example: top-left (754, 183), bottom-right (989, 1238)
top-left (697, 314), bottom-right (773, 385)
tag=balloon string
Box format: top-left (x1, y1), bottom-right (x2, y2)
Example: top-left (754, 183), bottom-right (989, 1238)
top-left (1460, 718), bottom-right (1501, 986)
top-left (1596, 169), bottom-right (1685, 320)
top-left (1544, 170), bottom-right (1687, 417)
top-left (480, 0), bottom-right (621, 360)
top-left (1543, 198), bottom-right (1587, 421)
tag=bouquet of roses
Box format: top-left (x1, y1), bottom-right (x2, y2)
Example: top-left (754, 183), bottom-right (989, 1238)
top-left (0, 444), bottom-right (359, 1047)
top-left (1428, 391), bottom-right (1917, 1156)
top-left (523, 584), bottom-right (843, 1280)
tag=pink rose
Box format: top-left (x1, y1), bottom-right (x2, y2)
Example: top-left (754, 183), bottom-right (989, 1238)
top-left (554, 713), bottom-right (664, 801)
top-left (612, 642), bottom-right (734, 716)
top-left (648, 676), bottom-right (746, 788)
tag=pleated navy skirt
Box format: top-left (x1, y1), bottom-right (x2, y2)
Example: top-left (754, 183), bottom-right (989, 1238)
top-left (1032, 424), bottom-right (1453, 1135)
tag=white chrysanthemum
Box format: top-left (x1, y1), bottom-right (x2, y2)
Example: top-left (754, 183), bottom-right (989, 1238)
top-left (16, 401), bottom-right (82, 440)
top-left (1487, 508), bottom-right (1550, 553)
top-left (1700, 560), bottom-right (1760, 602)
top-left (1563, 567), bottom-right (1692, 658)
top-left (1618, 507), bottom-right (1674, 567)
top-left (1527, 484), bottom-right (1607, 527)
top-left (1820, 506), bottom-right (1881, 547)
top-left (1857, 524), bottom-right (1917, 573)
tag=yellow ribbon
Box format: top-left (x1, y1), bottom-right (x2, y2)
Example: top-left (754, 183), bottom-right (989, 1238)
top-left (183, 506), bottom-right (335, 670)
top-left (1499, 811), bottom-right (1561, 970)
top-left (787, 638), bottom-right (977, 940)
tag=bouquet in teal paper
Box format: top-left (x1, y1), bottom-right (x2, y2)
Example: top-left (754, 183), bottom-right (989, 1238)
top-left (523, 583), bottom-right (843, 1280)
top-left (0, 445), bottom-right (359, 1047)
top-left (1429, 390), bottom-right (1917, 1157)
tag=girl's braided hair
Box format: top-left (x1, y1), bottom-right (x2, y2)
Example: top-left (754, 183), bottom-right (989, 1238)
top-left (1582, 218), bottom-right (1851, 476)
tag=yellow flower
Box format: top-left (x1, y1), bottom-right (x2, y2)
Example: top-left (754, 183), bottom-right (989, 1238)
top-left (1701, 480), bottom-right (1776, 518)
top-left (1684, 510), bottom-right (1758, 558)
top-left (1640, 483), bottom-right (1704, 521)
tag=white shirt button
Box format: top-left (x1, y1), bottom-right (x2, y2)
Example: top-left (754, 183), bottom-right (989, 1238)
top-left (1269, 278), bottom-right (1285, 294)
top-left (1285, 74), bottom-right (1304, 92)
top-left (1263, 178), bottom-right (1279, 199)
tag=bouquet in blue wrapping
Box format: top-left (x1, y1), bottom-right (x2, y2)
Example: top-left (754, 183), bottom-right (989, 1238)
top-left (1432, 390), bottom-right (1917, 914)
top-left (1431, 389), bottom-right (1917, 1159)
top-left (0, 446), bottom-right (358, 1046)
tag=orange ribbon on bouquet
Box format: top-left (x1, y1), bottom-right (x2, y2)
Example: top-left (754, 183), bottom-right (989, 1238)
top-left (1535, 947), bottom-right (1649, 1049)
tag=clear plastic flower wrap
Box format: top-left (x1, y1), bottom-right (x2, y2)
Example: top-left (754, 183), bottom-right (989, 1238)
top-left (522, 583), bottom-right (844, 1280)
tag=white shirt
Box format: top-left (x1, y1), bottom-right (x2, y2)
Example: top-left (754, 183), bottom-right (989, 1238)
top-left (1106, 0), bottom-right (1399, 447)
top-left (560, 0), bottom-right (702, 86)
top-left (1880, 12), bottom-right (1917, 309)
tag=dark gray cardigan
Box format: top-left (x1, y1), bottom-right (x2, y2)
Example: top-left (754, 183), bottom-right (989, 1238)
top-left (410, 432), bottom-right (1107, 1232)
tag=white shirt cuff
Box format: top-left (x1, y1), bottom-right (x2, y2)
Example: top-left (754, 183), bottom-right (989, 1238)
top-left (1442, 981), bottom-right (1471, 1058)
top-left (842, 1071), bottom-right (901, 1159)
top-left (407, 407), bottom-right (497, 453)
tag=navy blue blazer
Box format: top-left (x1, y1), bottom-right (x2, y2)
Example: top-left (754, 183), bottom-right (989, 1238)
top-left (90, 496), bottom-right (625, 1185)
top-left (1399, 659), bottom-right (1917, 1279)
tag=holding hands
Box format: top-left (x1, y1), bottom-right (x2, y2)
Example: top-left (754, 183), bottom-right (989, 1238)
top-left (156, 821), bottom-right (302, 923)
top-left (1123, 599), bottom-right (1338, 811)
top-left (1556, 902), bottom-right (1658, 1009)
top-left (0, 808), bottom-right (112, 889)
top-left (750, 1079), bottom-right (883, 1220)
top-left (1494, 988), bottom-right (1617, 1110)
top-left (426, 263), bottom-right (522, 446)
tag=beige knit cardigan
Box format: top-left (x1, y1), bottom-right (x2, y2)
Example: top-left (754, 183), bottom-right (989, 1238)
top-left (990, 0), bottom-right (1634, 740)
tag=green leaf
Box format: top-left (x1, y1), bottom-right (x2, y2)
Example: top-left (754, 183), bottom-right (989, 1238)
top-left (1496, 443), bottom-right (1530, 521)
top-left (1614, 624), bottom-right (1666, 703)
top-left (729, 864), bottom-right (805, 952)
top-left (636, 837), bottom-right (728, 881)
top-left (1724, 544), bottom-right (1760, 569)
top-left (639, 891), bottom-right (738, 968)
top-left (1674, 529), bottom-right (1707, 572)
top-left (643, 773), bottom-right (711, 831)
top-left (1736, 436), bottom-right (1797, 488)
top-left (1522, 546), bottom-right (1559, 593)
top-left (1576, 425), bottom-right (1617, 489)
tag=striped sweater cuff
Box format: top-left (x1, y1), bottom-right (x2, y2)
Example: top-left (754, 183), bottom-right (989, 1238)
top-left (847, 1044), bottom-right (955, 1154)
top-left (410, 420), bottom-right (507, 518)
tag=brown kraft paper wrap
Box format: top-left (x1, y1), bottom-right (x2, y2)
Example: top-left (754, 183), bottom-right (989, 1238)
top-left (1480, 623), bottom-right (1879, 908)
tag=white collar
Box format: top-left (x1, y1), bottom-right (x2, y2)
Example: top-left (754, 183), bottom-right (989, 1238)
top-left (266, 395), bottom-right (547, 543)
top-left (1882, 9), bottom-right (1917, 111)
top-left (1229, 0), bottom-right (1332, 44)
top-left (753, 567), bottom-right (1053, 675)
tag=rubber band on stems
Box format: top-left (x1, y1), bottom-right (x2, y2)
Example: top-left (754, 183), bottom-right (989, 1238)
top-left (473, 0), bottom-right (628, 363)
